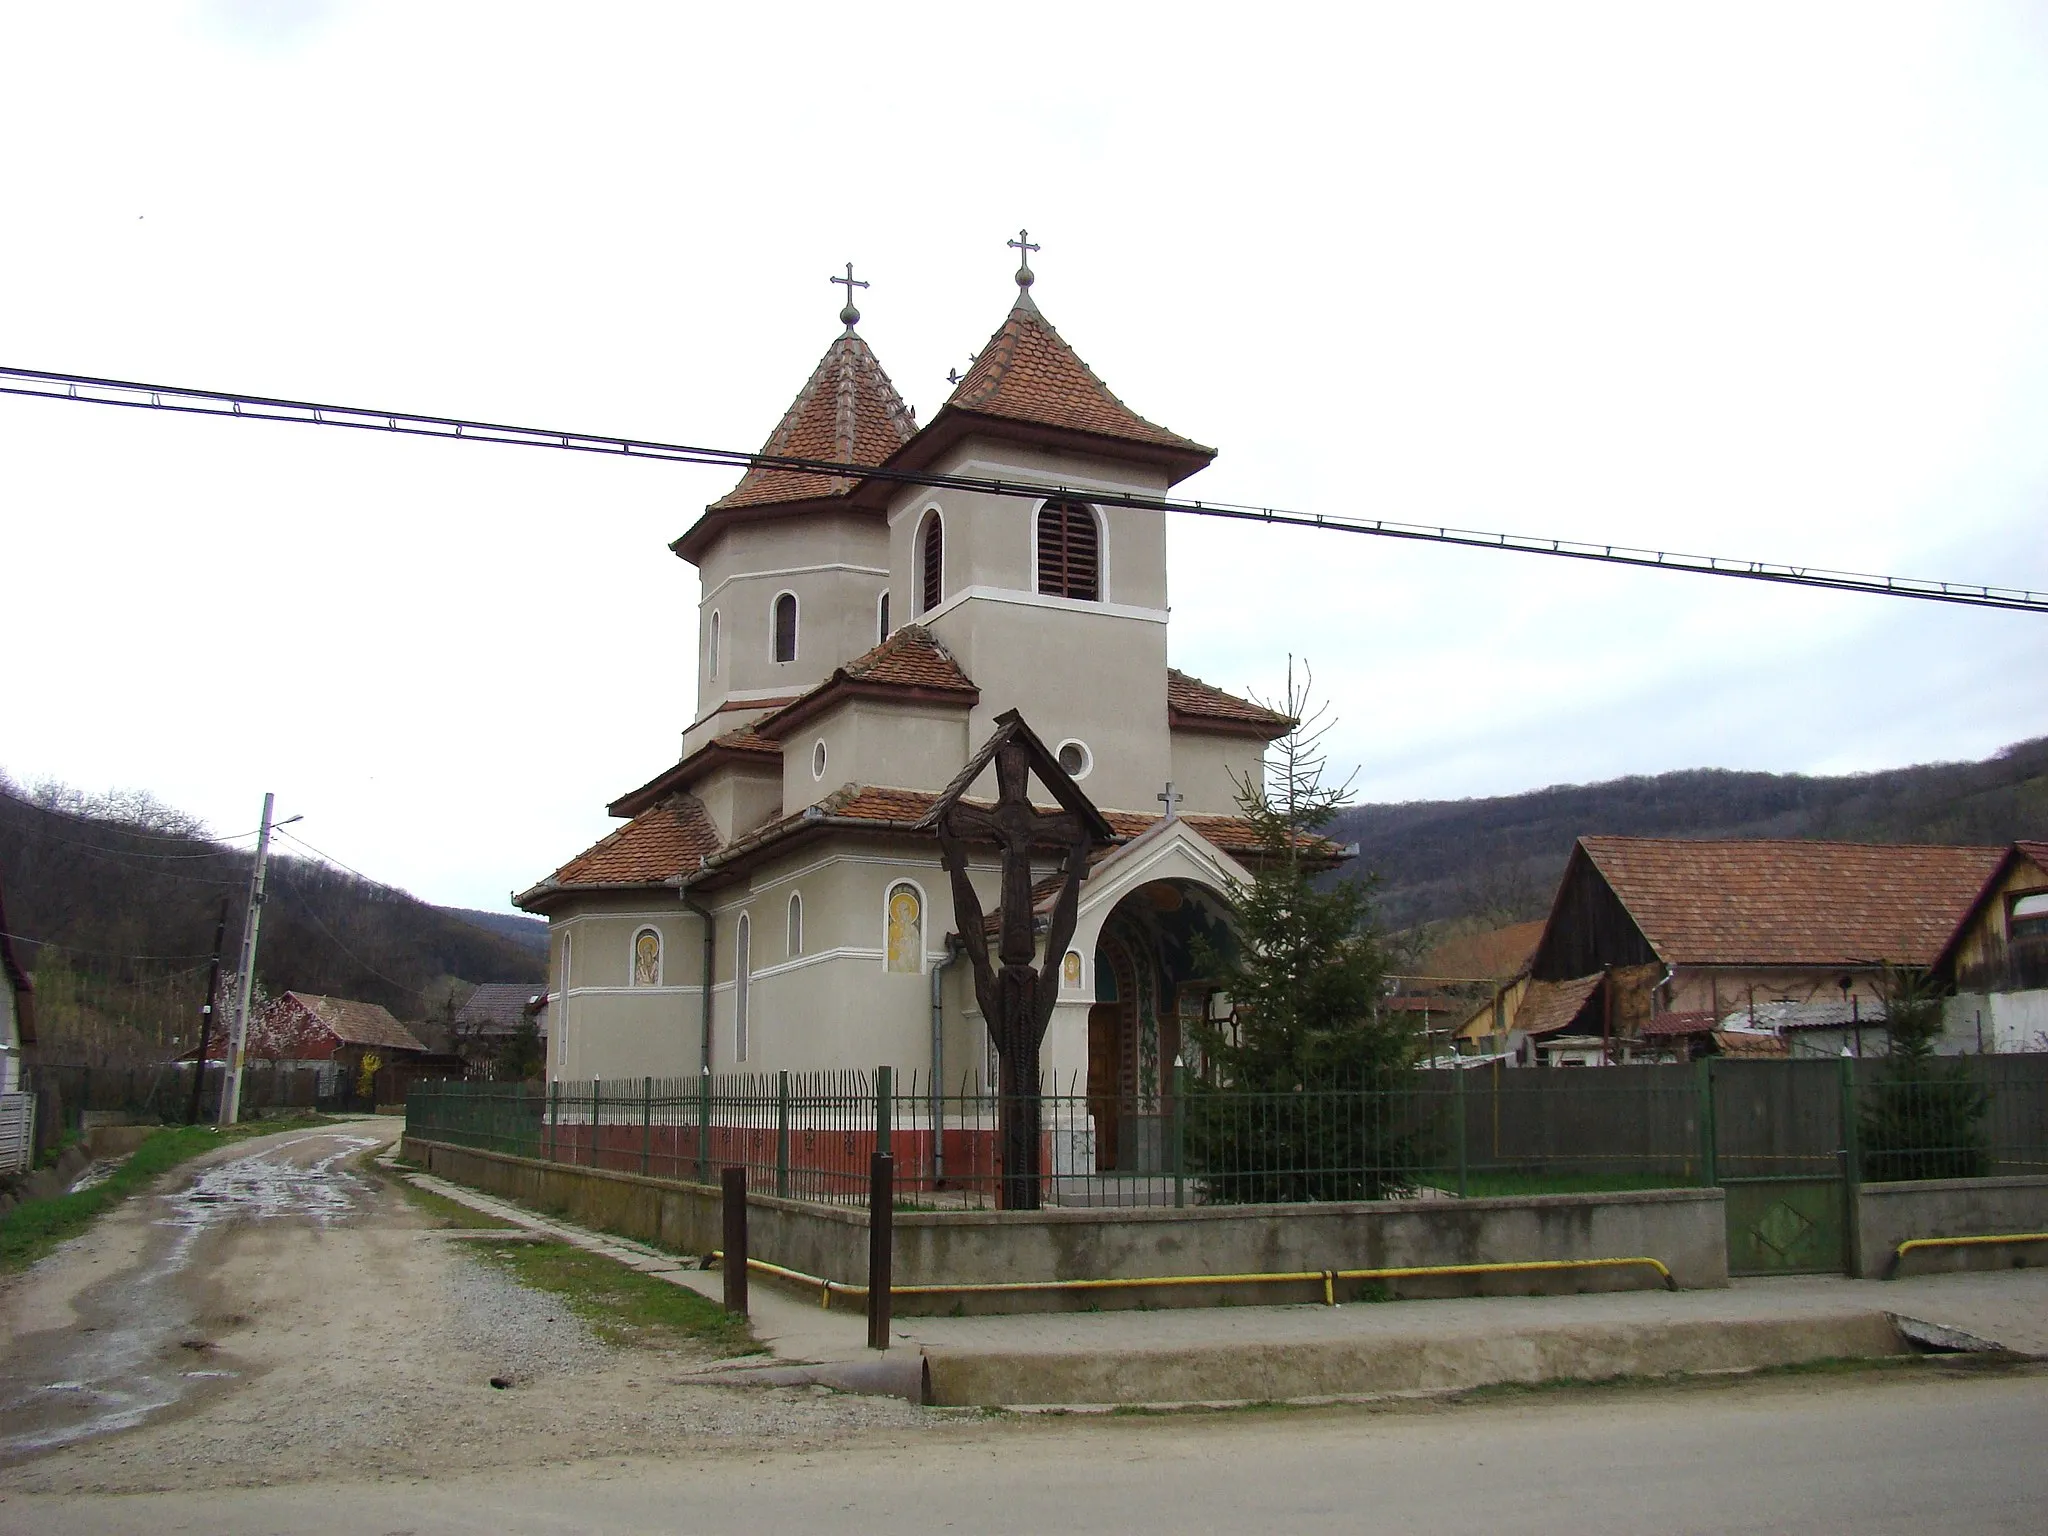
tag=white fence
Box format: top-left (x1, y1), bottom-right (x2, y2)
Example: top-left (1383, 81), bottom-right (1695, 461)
top-left (0, 1093), bottom-right (33, 1175)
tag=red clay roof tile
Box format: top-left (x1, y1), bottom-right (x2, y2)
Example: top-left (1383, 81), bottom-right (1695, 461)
top-left (1579, 836), bottom-right (2005, 968)
top-left (542, 794), bottom-right (722, 891)
top-left (754, 626), bottom-right (978, 738)
top-left (1512, 974), bottom-right (1604, 1038)
top-left (942, 295), bottom-right (1213, 459)
top-left (1166, 668), bottom-right (1293, 737)
top-left (710, 331), bottom-right (917, 512)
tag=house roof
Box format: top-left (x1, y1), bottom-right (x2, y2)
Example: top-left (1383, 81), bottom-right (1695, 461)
top-left (1576, 836), bottom-right (2005, 969)
top-left (281, 992), bottom-right (428, 1053)
top-left (754, 625), bottom-right (979, 739)
top-left (454, 983), bottom-right (546, 1035)
top-left (1512, 974), bottom-right (1604, 1039)
top-left (1419, 920), bottom-right (1546, 983)
top-left (1640, 1010), bottom-right (1718, 1038)
top-left (1165, 669), bottom-right (1293, 740)
top-left (1930, 839), bottom-right (2048, 976)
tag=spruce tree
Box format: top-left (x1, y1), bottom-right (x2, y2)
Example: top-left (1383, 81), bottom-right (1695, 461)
top-left (1186, 661), bottom-right (1424, 1201)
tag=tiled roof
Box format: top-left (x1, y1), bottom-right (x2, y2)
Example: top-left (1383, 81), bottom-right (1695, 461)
top-left (1712, 1029), bottom-right (1789, 1058)
top-left (1579, 836), bottom-right (2005, 968)
top-left (942, 295), bottom-right (1213, 460)
top-left (755, 626), bottom-right (978, 738)
top-left (710, 331), bottom-right (918, 512)
top-left (1166, 669), bottom-right (1293, 738)
top-left (454, 983), bottom-right (545, 1034)
top-left (1512, 974), bottom-right (1603, 1039)
top-left (607, 728), bottom-right (784, 819)
top-left (1420, 920), bottom-right (1546, 983)
top-left (537, 794), bottom-right (723, 894)
top-left (281, 992), bottom-right (429, 1053)
top-left (1640, 1010), bottom-right (1717, 1038)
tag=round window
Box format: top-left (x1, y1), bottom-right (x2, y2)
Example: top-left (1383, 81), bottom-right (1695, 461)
top-left (1055, 739), bottom-right (1092, 779)
top-left (812, 739), bottom-right (828, 780)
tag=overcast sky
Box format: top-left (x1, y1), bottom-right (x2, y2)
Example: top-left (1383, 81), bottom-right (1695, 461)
top-left (3, 1), bottom-right (2044, 914)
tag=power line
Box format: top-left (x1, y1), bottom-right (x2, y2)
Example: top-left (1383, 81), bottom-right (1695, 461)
top-left (2, 932), bottom-right (216, 965)
top-left (3, 362), bottom-right (2042, 616)
top-left (271, 826), bottom-right (390, 889)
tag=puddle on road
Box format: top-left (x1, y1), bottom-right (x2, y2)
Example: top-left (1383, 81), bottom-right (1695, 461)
top-left (0, 1132), bottom-right (379, 1460)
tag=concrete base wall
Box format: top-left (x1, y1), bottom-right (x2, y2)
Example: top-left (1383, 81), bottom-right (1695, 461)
top-left (1856, 1174), bottom-right (2048, 1278)
top-left (405, 1138), bottom-right (1726, 1311)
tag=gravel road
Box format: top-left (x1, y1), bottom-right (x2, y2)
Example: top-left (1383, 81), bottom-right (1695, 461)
top-left (0, 1121), bottom-right (930, 1497)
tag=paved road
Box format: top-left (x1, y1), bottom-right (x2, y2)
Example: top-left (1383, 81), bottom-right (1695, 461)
top-left (9, 1363), bottom-right (2044, 1534)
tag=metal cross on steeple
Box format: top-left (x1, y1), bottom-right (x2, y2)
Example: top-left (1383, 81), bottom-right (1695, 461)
top-left (1008, 228), bottom-right (1040, 291)
top-left (831, 261), bottom-right (869, 330)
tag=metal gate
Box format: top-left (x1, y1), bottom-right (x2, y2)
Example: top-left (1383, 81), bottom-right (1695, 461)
top-left (1708, 1059), bottom-right (1851, 1276)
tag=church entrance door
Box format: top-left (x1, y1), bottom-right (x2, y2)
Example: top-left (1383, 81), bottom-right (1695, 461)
top-left (1086, 1003), bottom-right (1122, 1171)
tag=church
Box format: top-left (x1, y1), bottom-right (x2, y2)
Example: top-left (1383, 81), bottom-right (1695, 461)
top-left (515, 237), bottom-right (1296, 1167)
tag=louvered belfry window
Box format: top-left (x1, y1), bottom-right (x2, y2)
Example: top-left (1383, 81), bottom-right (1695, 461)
top-left (921, 513), bottom-right (944, 613)
top-left (1037, 501), bottom-right (1100, 601)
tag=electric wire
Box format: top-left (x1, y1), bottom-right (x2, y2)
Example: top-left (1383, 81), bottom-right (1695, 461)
top-left (0, 931), bottom-right (216, 965)
top-left (2, 363), bottom-right (2041, 615)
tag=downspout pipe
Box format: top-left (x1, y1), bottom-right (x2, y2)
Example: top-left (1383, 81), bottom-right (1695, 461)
top-left (683, 881), bottom-right (716, 1074)
top-left (930, 935), bottom-right (964, 1183)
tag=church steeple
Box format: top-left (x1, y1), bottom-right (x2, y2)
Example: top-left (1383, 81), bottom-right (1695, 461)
top-left (932, 235), bottom-right (1214, 482)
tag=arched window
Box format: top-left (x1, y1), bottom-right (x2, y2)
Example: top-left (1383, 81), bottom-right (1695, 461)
top-left (877, 590), bottom-right (890, 644)
top-left (1037, 501), bottom-right (1100, 601)
top-left (885, 882), bottom-right (923, 974)
top-left (920, 512), bottom-right (944, 613)
top-left (734, 912), bottom-right (752, 1061)
top-left (772, 593), bottom-right (798, 664)
top-left (787, 891), bottom-right (804, 957)
top-left (631, 927), bottom-right (661, 987)
top-left (707, 609), bottom-right (720, 678)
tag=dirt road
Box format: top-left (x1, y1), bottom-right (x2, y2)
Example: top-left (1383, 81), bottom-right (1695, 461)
top-left (0, 1120), bottom-right (922, 1497)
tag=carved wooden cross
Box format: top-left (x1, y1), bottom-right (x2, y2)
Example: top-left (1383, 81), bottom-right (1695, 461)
top-left (918, 711), bottom-right (1113, 1210)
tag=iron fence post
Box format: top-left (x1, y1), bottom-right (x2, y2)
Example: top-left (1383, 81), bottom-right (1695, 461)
top-left (641, 1076), bottom-right (652, 1177)
top-left (867, 1150), bottom-right (894, 1350)
top-left (776, 1070), bottom-right (791, 1199)
top-left (589, 1078), bottom-right (601, 1169)
top-left (875, 1064), bottom-right (893, 1159)
top-left (1695, 1057), bottom-right (1718, 1187)
top-left (1172, 1058), bottom-right (1187, 1209)
top-left (1840, 1055), bottom-right (1864, 1276)
top-left (547, 1079), bottom-right (559, 1163)
top-left (697, 1067), bottom-right (711, 1185)
top-left (1453, 1061), bottom-right (1468, 1198)
top-left (721, 1164), bottom-right (749, 1315)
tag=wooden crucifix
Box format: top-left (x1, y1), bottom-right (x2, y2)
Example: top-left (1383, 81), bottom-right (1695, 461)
top-left (917, 711), bottom-right (1114, 1210)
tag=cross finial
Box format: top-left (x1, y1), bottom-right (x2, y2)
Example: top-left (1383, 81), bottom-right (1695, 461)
top-left (1007, 228), bottom-right (1040, 292)
top-left (830, 261), bottom-right (869, 330)
top-left (1157, 781), bottom-right (1182, 821)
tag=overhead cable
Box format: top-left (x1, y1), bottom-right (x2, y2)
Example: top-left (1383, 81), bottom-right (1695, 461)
top-left (1, 362), bottom-right (2041, 615)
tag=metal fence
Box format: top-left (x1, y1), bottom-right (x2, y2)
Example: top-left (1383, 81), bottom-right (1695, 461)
top-left (404, 1054), bottom-right (2048, 1211)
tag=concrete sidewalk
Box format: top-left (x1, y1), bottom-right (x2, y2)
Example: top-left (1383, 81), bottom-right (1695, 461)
top-left (391, 1161), bottom-right (2048, 1408)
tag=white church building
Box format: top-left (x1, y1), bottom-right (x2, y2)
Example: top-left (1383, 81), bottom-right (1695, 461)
top-left (516, 241), bottom-right (1297, 1169)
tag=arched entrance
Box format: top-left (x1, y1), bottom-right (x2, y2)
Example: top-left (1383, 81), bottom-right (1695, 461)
top-left (1085, 879), bottom-right (1235, 1172)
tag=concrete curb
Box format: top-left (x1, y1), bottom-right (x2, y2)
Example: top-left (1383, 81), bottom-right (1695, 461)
top-left (921, 1313), bottom-right (1910, 1407)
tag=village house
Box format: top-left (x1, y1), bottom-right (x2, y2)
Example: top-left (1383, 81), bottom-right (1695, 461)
top-left (0, 877), bottom-right (34, 1096)
top-left (449, 983), bottom-right (549, 1077)
top-left (1457, 836), bottom-right (2006, 1065)
top-left (252, 991), bottom-right (437, 1099)
top-left (516, 244), bottom-right (1301, 1172)
top-left (1934, 840), bottom-right (2048, 1053)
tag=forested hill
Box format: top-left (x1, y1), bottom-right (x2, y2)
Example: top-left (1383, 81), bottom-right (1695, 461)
top-left (0, 780), bottom-right (544, 1051)
top-left (1333, 736), bottom-right (2048, 932)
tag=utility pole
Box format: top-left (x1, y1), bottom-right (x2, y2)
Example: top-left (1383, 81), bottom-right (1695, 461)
top-left (219, 792), bottom-right (276, 1126)
top-left (186, 896), bottom-right (230, 1125)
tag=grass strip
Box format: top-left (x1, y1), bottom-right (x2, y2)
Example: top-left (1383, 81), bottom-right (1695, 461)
top-left (385, 1175), bottom-right (518, 1230)
top-left (0, 1115), bottom-right (338, 1272)
top-left (474, 1239), bottom-right (757, 1358)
